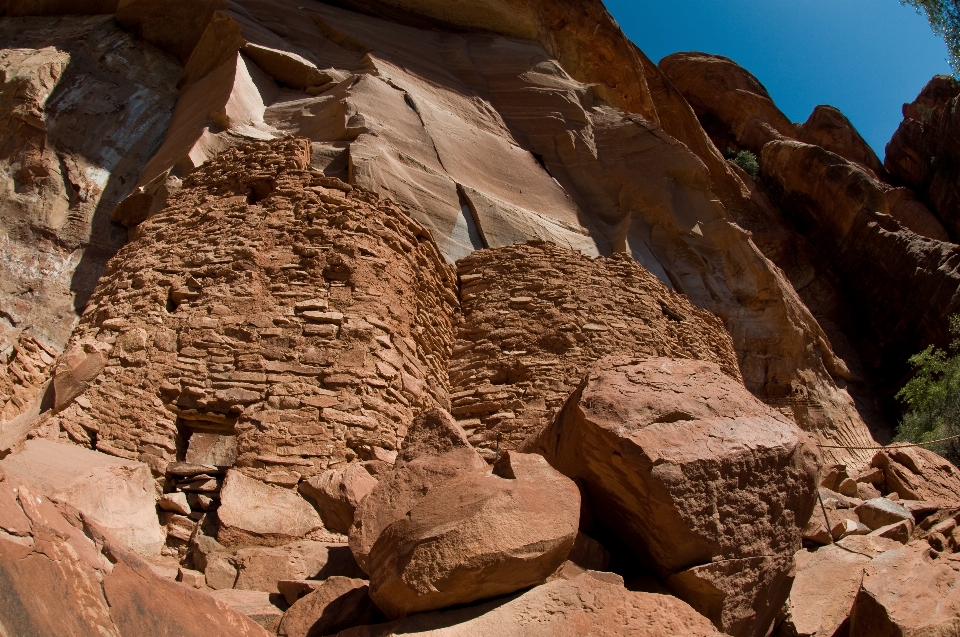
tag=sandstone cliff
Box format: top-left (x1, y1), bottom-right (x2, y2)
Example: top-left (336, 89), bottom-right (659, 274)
top-left (0, 2), bottom-right (958, 637)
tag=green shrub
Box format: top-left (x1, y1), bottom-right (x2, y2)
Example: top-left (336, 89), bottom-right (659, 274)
top-left (895, 314), bottom-right (960, 463)
top-left (724, 148), bottom-right (760, 177)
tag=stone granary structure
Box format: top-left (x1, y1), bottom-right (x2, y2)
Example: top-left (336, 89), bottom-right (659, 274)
top-left (0, 2), bottom-right (958, 637)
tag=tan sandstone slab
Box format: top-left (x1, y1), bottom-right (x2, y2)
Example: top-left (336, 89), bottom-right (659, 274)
top-left (218, 469), bottom-right (324, 547)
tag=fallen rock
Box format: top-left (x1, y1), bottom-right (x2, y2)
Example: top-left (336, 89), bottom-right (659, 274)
top-left (0, 438), bottom-right (165, 556)
top-left (278, 580), bottom-right (326, 606)
top-left (0, 473), bottom-right (269, 637)
top-left (870, 520), bottom-right (913, 544)
top-left (160, 492), bottom-right (192, 515)
top-left (849, 545), bottom-right (960, 636)
top-left (298, 463), bottom-right (378, 534)
top-left (779, 545), bottom-right (871, 637)
top-left (210, 589), bottom-right (286, 634)
top-left (217, 470), bottom-right (324, 548)
top-left (366, 451), bottom-right (580, 618)
top-left (535, 356), bottom-right (819, 637)
top-left (233, 541), bottom-right (363, 593)
top-left (873, 446), bottom-right (960, 505)
top-left (338, 574), bottom-right (724, 636)
top-left (854, 498), bottom-right (914, 531)
top-left (277, 576), bottom-right (379, 637)
top-left (349, 412), bottom-right (488, 571)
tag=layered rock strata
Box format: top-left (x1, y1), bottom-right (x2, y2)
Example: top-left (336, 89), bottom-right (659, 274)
top-left (44, 137), bottom-right (458, 485)
top-left (450, 241), bottom-right (741, 456)
top-left (0, 14), bottom-right (180, 440)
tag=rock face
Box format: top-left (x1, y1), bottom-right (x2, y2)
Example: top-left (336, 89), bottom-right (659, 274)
top-left (885, 75), bottom-right (960, 242)
top-left (760, 140), bottom-right (960, 405)
top-left (849, 545), bottom-right (960, 636)
top-left (45, 138), bottom-right (457, 483)
top-left (366, 451), bottom-right (580, 618)
top-left (659, 52), bottom-right (796, 154)
top-left (450, 241), bottom-right (741, 457)
top-left (0, 438), bottom-right (165, 556)
top-left (0, 472), bottom-right (270, 637)
top-left (873, 445), bottom-right (960, 505)
top-left (340, 574), bottom-right (725, 637)
top-left (298, 463), bottom-right (378, 534)
top-left (535, 356), bottom-right (819, 637)
top-left (796, 105), bottom-right (889, 181)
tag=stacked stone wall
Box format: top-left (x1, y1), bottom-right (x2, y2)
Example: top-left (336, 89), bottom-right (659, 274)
top-left (450, 242), bottom-right (742, 459)
top-left (48, 138), bottom-right (458, 484)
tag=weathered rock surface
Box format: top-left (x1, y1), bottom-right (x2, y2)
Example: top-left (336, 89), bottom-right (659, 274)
top-left (0, 472), bottom-right (270, 637)
top-left (0, 438), bottom-right (165, 556)
top-left (366, 451), bottom-right (580, 618)
top-left (885, 75), bottom-right (960, 242)
top-left (659, 52), bottom-right (796, 154)
top-left (348, 409), bottom-right (487, 571)
top-left (849, 544), bottom-right (960, 636)
top-left (277, 576), bottom-right (379, 637)
top-left (796, 105), bottom-right (888, 181)
top-left (872, 445), bottom-right (960, 505)
top-left (761, 140), bottom-right (960, 411)
top-left (339, 574), bottom-right (725, 637)
top-left (451, 241), bottom-right (741, 457)
top-left (217, 469), bottom-right (324, 547)
top-left (210, 589), bottom-right (286, 634)
top-left (535, 356), bottom-right (819, 637)
top-left (298, 463), bottom-right (378, 534)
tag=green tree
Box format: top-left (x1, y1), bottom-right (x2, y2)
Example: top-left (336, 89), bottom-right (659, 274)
top-left (723, 148), bottom-right (759, 177)
top-left (902, 0), bottom-right (960, 77)
top-left (895, 314), bottom-right (960, 463)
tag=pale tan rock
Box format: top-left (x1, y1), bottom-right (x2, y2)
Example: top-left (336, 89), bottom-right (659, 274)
top-left (535, 356), bottom-right (819, 637)
top-left (159, 492), bottom-right (192, 515)
top-left (210, 589), bottom-right (286, 634)
top-left (339, 574), bottom-right (725, 636)
top-left (177, 567), bottom-right (206, 588)
top-left (277, 576), bottom-right (378, 637)
top-left (779, 545), bottom-right (872, 637)
top-left (855, 498), bottom-right (914, 531)
top-left (1, 438), bottom-right (164, 556)
top-left (850, 545), bottom-right (960, 636)
top-left (217, 469), bottom-right (324, 548)
top-left (366, 452), bottom-right (580, 619)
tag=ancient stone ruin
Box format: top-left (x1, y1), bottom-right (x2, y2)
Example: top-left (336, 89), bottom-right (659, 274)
top-left (0, 1), bottom-right (959, 636)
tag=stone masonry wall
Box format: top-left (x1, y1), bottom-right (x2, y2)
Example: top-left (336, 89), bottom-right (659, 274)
top-left (45, 138), bottom-right (458, 485)
top-left (450, 242), bottom-right (742, 459)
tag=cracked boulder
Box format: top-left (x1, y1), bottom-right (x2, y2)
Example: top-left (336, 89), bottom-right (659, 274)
top-left (534, 356), bottom-right (819, 637)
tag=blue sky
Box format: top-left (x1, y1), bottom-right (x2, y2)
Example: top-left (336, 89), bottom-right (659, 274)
top-left (604, 0), bottom-right (953, 157)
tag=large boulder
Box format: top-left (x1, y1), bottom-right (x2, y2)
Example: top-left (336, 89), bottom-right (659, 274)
top-left (217, 469), bottom-right (325, 547)
top-left (0, 438), bottom-right (164, 556)
top-left (299, 464), bottom-right (378, 534)
top-left (366, 451), bottom-right (580, 618)
top-left (849, 544), bottom-right (960, 636)
top-left (277, 576), bottom-right (380, 637)
top-left (534, 356), bottom-right (819, 637)
top-left (349, 409), bottom-right (487, 571)
top-left (339, 573), bottom-right (724, 637)
top-left (0, 472), bottom-right (270, 637)
top-left (872, 446), bottom-right (960, 506)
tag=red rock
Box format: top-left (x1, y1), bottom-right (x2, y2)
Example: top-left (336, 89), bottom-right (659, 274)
top-left (217, 469), bottom-right (324, 548)
top-left (535, 356), bottom-right (818, 637)
top-left (366, 451), bottom-right (580, 619)
top-left (1, 438), bottom-right (165, 557)
top-left (659, 52), bottom-right (796, 153)
top-left (849, 545), bottom-right (960, 636)
top-left (854, 498), bottom-right (914, 531)
top-left (208, 588), bottom-right (286, 634)
top-left (872, 446), bottom-right (960, 506)
top-left (277, 576), bottom-right (379, 637)
top-left (299, 464), bottom-right (378, 534)
top-left (338, 573), bottom-right (725, 636)
top-left (796, 105), bottom-right (888, 181)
